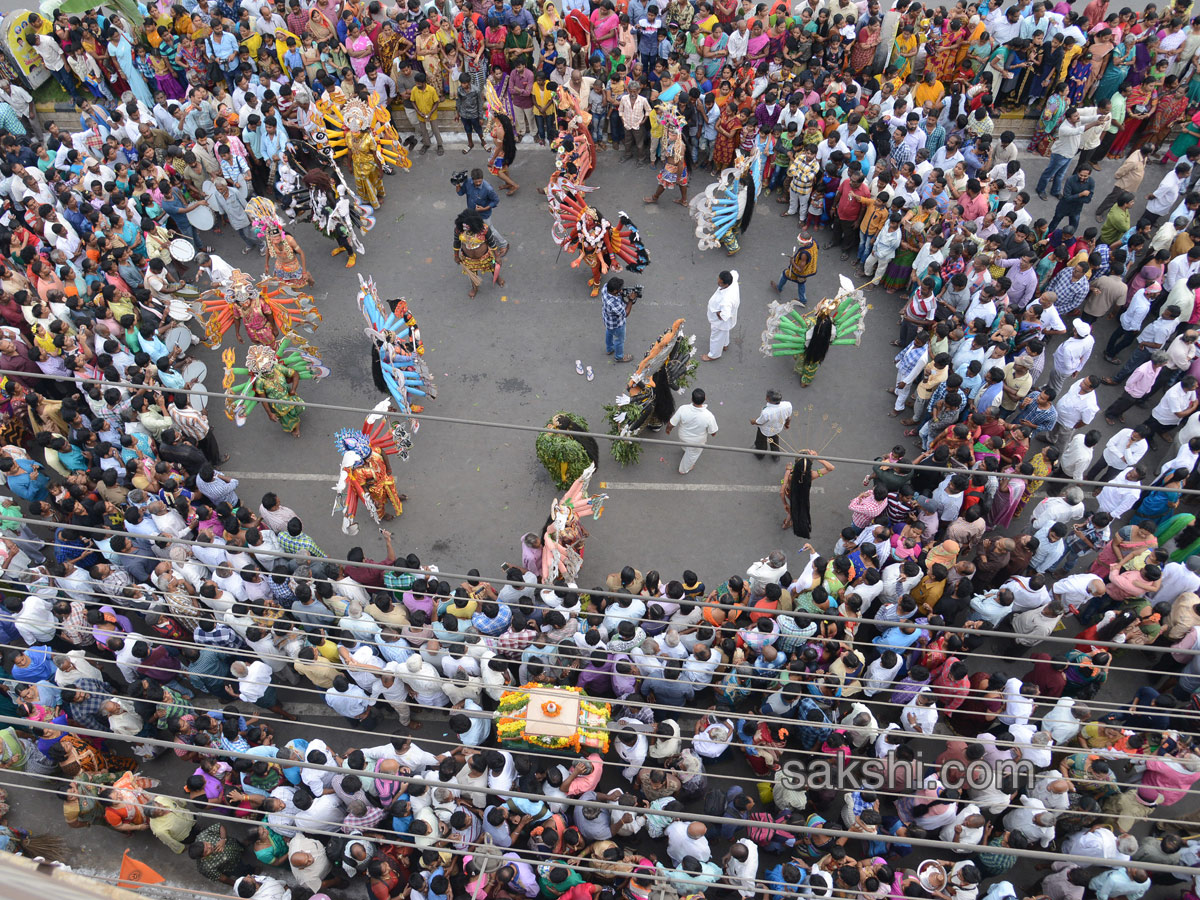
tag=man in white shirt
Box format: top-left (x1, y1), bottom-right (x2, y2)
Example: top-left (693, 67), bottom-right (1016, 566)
top-left (703, 270), bottom-right (740, 360)
top-left (1048, 320), bottom-right (1094, 393)
top-left (1143, 161), bottom-right (1193, 227)
top-left (726, 19), bottom-right (750, 65)
top-left (1149, 375), bottom-right (1200, 443)
top-left (1092, 426), bottom-right (1148, 480)
top-left (1035, 107), bottom-right (1104, 200)
top-left (1096, 465), bottom-right (1145, 518)
top-left (666, 388), bottom-right (719, 474)
top-left (0, 77), bottom-right (39, 138)
top-left (751, 388), bottom-right (792, 458)
top-left (1050, 375), bottom-right (1100, 444)
top-left (228, 659), bottom-right (296, 718)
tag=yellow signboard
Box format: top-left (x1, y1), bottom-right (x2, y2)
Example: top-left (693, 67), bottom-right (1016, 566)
top-left (2, 9), bottom-right (49, 80)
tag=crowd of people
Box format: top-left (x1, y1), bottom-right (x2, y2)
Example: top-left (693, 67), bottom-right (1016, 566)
top-left (4, 1), bottom-right (1200, 900)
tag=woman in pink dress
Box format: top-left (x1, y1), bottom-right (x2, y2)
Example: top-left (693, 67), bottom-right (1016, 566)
top-left (988, 468), bottom-right (1027, 528)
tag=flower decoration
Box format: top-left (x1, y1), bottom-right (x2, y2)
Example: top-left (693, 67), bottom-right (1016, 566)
top-left (541, 700), bottom-right (562, 718)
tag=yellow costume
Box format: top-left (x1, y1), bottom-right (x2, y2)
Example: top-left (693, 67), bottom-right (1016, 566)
top-left (320, 95), bottom-right (409, 209)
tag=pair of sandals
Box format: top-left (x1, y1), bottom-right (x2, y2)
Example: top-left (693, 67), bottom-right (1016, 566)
top-left (575, 359), bottom-right (594, 381)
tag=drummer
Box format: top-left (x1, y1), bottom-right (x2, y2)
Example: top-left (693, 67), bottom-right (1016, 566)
top-left (157, 178), bottom-right (210, 252)
top-left (195, 252), bottom-right (235, 287)
top-left (203, 177), bottom-right (265, 257)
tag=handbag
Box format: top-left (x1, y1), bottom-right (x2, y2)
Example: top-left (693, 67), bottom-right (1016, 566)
top-left (205, 39), bottom-right (224, 84)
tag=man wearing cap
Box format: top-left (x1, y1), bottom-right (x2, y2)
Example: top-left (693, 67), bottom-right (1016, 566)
top-left (1047, 320), bottom-right (1095, 393)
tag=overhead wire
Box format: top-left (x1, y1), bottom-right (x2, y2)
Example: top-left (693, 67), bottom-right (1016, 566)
top-left (26, 665), bottom-right (1200, 815)
top-left (0, 773), bottom-right (950, 900)
top-left (3, 713), bottom-right (1198, 878)
top-left (4, 532), bottom-right (1197, 708)
top-left (2, 366), bottom-right (1199, 497)
top-left (2, 510), bottom-right (1195, 660)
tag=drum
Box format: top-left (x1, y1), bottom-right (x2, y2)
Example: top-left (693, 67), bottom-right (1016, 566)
top-left (169, 238), bottom-right (195, 262)
top-left (186, 205), bottom-right (215, 231)
top-left (179, 359), bottom-right (210, 410)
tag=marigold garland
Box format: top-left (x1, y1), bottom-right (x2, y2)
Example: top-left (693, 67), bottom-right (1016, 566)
top-left (494, 683), bottom-right (611, 754)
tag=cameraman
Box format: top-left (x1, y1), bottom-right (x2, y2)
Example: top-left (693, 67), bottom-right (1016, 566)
top-left (601, 277), bottom-right (635, 363)
top-left (456, 168), bottom-right (500, 221)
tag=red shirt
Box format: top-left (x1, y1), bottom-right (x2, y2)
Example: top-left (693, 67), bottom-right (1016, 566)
top-left (835, 180), bottom-right (869, 221)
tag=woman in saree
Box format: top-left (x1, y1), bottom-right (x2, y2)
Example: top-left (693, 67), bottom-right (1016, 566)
top-left (345, 22), bottom-right (375, 79)
top-left (1163, 108), bottom-right (1200, 163)
top-left (746, 21), bottom-right (771, 69)
top-left (416, 21), bottom-right (445, 94)
top-left (930, 16), bottom-right (968, 80)
top-left (701, 24), bottom-right (729, 79)
top-left (988, 467), bottom-right (1027, 528)
top-left (850, 16), bottom-right (881, 75)
top-left (1139, 74), bottom-right (1187, 155)
top-left (1094, 31), bottom-right (1134, 101)
top-left (304, 6), bottom-right (336, 43)
top-left (962, 29), bottom-right (995, 80)
top-left (505, 22), bottom-right (535, 69)
top-left (1029, 82), bottom-right (1069, 155)
top-left (1108, 79), bottom-right (1156, 156)
top-left (1066, 50), bottom-right (1093, 104)
top-left (1134, 470), bottom-right (1185, 526)
top-left (1089, 520), bottom-right (1159, 576)
top-left (537, 0), bottom-right (563, 40)
top-left (890, 24), bottom-right (919, 79)
top-left (711, 101), bottom-right (743, 171)
top-left (485, 18), bottom-right (509, 71)
top-left (459, 17), bottom-right (488, 94)
top-left (1084, 28), bottom-right (1116, 98)
top-left (592, 2), bottom-right (621, 56)
top-left (1125, 32), bottom-right (1158, 88)
top-left (80, 23), bottom-right (127, 97)
top-left (49, 733), bottom-right (137, 778)
top-left (250, 824), bottom-right (289, 866)
top-left (101, 771), bottom-right (157, 832)
top-left (63, 771), bottom-right (119, 828)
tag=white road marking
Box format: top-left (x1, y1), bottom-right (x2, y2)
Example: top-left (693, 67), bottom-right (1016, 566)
top-left (599, 480), bottom-right (825, 494)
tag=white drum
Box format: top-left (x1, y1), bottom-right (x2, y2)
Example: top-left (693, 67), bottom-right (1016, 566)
top-left (186, 205), bottom-right (215, 231)
top-left (169, 238), bottom-right (196, 262)
top-left (179, 359), bottom-right (209, 410)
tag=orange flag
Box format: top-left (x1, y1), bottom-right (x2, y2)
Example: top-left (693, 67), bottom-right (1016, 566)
top-left (118, 849), bottom-right (166, 889)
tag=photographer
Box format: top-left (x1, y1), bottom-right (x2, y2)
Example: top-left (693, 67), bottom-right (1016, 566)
top-left (601, 277), bottom-right (636, 363)
top-left (455, 168), bottom-right (500, 221)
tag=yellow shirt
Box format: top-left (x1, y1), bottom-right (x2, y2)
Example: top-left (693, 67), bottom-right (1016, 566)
top-left (314, 639), bottom-right (340, 663)
top-left (532, 82), bottom-right (556, 113)
top-left (412, 83), bottom-right (440, 116)
top-left (696, 13), bottom-right (719, 33)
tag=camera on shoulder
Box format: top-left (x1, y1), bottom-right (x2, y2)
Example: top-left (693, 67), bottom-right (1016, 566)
top-left (449, 170), bottom-right (469, 187)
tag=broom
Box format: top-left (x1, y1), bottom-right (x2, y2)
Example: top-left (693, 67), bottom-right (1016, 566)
top-left (19, 832), bottom-right (70, 863)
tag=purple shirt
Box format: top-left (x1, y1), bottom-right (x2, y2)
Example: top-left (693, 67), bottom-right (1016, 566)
top-left (509, 66), bottom-right (534, 108)
top-left (999, 258), bottom-right (1039, 309)
top-left (576, 658), bottom-right (614, 695)
top-left (755, 101), bottom-right (781, 131)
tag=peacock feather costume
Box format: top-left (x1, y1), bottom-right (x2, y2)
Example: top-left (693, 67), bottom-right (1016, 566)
top-left (760, 276), bottom-right (869, 387)
top-left (689, 143), bottom-right (766, 251)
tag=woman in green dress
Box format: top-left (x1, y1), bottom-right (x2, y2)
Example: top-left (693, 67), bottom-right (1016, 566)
top-left (1094, 32), bottom-right (1135, 102)
top-left (247, 345), bottom-right (304, 436)
top-left (249, 824), bottom-right (289, 866)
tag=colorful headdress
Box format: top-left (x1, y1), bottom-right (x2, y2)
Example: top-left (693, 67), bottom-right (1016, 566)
top-left (655, 103), bottom-right (683, 137)
top-left (245, 344), bottom-right (279, 375)
top-left (334, 427), bottom-right (372, 462)
top-left (341, 98), bottom-right (372, 133)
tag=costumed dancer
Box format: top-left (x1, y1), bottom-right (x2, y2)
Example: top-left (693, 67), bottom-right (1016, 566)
top-left (542, 463), bottom-right (607, 585)
top-left (551, 86), bottom-right (596, 183)
top-left (549, 189), bottom-right (650, 297)
top-left (483, 79), bottom-right (520, 195)
top-left (535, 411), bottom-right (600, 489)
top-left (247, 197), bottom-right (314, 288)
top-left (453, 211), bottom-right (508, 298)
top-left (333, 400), bottom-right (409, 534)
top-left (221, 340), bottom-right (329, 437)
top-left (761, 275), bottom-right (868, 388)
top-left (603, 319), bottom-right (698, 464)
top-left (643, 104), bottom-right (690, 207)
top-left (321, 94), bottom-right (410, 208)
top-left (198, 269), bottom-right (322, 349)
top-left (690, 147), bottom-right (765, 256)
top-left (304, 166), bottom-right (373, 268)
top-left (357, 273), bottom-right (436, 421)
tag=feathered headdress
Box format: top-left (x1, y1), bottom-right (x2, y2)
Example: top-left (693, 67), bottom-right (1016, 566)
top-left (334, 427), bottom-right (372, 461)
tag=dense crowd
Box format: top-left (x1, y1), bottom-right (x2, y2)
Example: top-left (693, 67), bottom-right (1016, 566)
top-left (3, 1), bottom-right (1200, 900)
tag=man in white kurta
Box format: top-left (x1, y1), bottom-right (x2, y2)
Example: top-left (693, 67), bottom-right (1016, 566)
top-left (1050, 375), bottom-right (1100, 444)
top-left (703, 270), bottom-right (741, 360)
top-left (667, 389), bottom-right (719, 475)
top-left (1047, 320), bottom-right (1095, 393)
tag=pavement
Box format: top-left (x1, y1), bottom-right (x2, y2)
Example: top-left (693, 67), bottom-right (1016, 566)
top-left (8, 132), bottom-right (1200, 894)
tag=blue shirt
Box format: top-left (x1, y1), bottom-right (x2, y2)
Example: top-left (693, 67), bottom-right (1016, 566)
top-left (206, 32), bottom-right (239, 71)
top-left (457, 179), bottom-right (500, 219)
top-left (6, 459), bottom-right (49, 501)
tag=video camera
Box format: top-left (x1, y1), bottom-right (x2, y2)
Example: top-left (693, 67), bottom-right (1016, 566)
top-left (620, 284), bottom-right (644, 304)
top-left (449, 170), bottom-right (469, 187)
